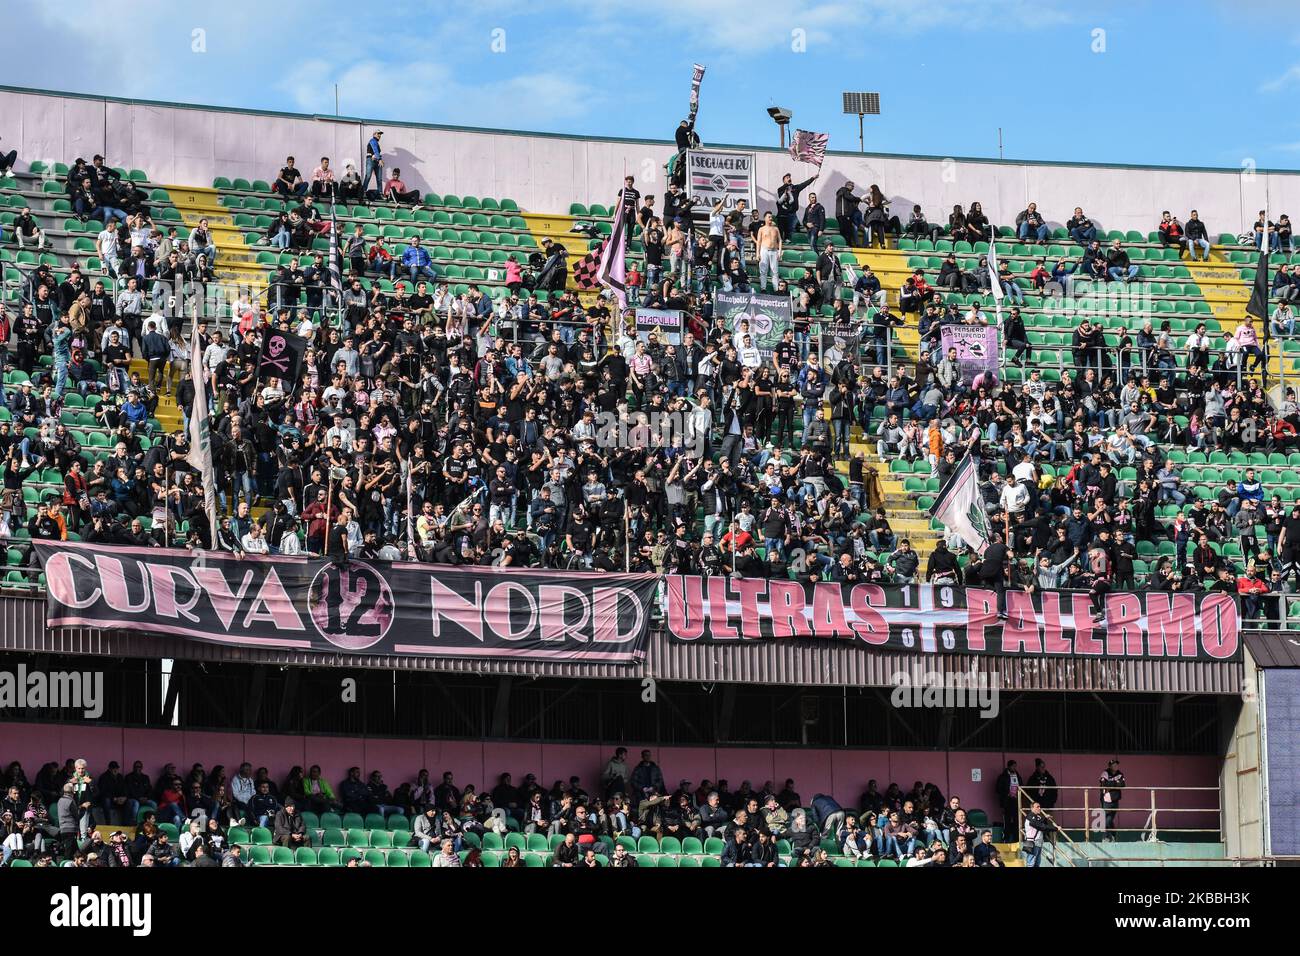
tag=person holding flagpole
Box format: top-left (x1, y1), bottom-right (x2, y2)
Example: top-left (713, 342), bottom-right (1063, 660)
top-left (776, 170), bottom-right (818, 242)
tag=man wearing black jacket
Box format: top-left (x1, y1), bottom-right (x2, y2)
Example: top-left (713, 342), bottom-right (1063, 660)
top-left (97, 762), bottom-right (138, 828)
top-left (1025, 758), bottom-right (1058, 811)
top-left (802, 193), bottom-right (826, 251)
top-left (994, 759), bottom-right (1022, 842)
top-left (835, 182), bottom-right (863, 247)
top-left (1184, 209), bottom-right (1211, 261)
top-left (662, 183), bottom-right (691, 227)
top-left (925, 538), bottom-right (963, 583)
top-left (775, 172), bottom-right (817, 240)
top-left (975, 532), bottom-right (1010, 617)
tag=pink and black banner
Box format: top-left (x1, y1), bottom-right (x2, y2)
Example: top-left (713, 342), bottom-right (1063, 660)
top-left (35, 543), bottom-right (1242, 663)
top-left (663, 578), bottom-right (1241, 662)
top-left (36, 542), bottom-right (657, 663)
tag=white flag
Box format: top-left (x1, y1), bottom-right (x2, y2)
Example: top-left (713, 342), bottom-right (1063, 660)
top-left (928, 454), bottom-right (993, 555)
top-left (987, 240), bottom-right (1005, 331)
top-left (987, 241), bottom-right (1004, 302)
top-left (186, 333), bottom-right (220, 548)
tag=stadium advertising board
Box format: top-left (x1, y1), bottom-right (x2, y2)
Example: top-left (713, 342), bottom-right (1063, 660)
top-left (663, 577), bottom-right (1241, 662)
top-left (36, 542), bottom-right (656, 663)
top-left (685, 149), bottom-right (756, 214)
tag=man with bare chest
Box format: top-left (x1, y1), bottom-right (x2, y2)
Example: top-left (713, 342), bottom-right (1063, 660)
top-left (756, 212), bottom-right (783, 293)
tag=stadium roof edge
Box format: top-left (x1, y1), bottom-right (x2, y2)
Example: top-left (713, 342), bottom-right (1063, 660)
top-left (2, 83), bottom-right (1297, 179)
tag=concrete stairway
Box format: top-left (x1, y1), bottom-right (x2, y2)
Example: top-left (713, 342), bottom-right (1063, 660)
top-left (164, 184), bottom-right (269, 289)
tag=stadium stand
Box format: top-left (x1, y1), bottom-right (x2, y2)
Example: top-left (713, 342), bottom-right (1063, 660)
top-left (1, 147), bottom-right (1294, 629)
top-left (0, 121), bottom-right (1285, 869)
top-left (1, 752), bottom-right (1040, 867)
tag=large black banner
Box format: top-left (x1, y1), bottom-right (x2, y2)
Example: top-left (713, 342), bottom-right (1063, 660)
top-left (36, 542), bottom-right (657, 663)
top-left (663, 577), bottom-right (1241, 662)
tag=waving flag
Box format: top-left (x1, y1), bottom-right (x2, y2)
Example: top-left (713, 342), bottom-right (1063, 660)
top-left (789, 129), bottom-right (829, 168)
top-left (186, 333), bottom-right (220, 549)
top-left (929, 454), bottom-right (993, 555)
top-left (689, 63), bottom-right (706, 120)
top-left (1246, 214), bottom-right (1270, 326)
top-left (597, 189), bottom-right (629, 309)
top-left (327, 201), bottom-right (343, 325)
top-left (573, 242), bottom-right (604, 290)
top-left (987, 238), bottom-right (1004, 329)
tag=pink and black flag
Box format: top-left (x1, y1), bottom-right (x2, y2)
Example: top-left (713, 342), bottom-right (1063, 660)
top-left (573, 243), bottom-right (604, 290)
top-left (597, 189), bottom-right (629, 309)
top-left (789, 129), bottom-right (829, 168)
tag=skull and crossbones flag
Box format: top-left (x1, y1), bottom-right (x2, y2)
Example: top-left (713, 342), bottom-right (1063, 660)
top-left (257, 328), bottom-right (308, 389)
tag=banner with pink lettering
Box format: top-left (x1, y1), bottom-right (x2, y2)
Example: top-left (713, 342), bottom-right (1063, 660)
top-left (662, 577), bottom-right (1241, 662)
top-left (35, 542), bottom-right (657, 663)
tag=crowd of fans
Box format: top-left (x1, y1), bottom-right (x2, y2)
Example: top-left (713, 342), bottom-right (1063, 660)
top-left (1, 748), bottom-right (1073, 867)
top-left (0, 139), bottom-right (1291, 630)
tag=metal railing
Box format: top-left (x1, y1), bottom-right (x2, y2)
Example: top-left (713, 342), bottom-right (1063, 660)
top-left (1015, 784), bottom-right (1222, 856)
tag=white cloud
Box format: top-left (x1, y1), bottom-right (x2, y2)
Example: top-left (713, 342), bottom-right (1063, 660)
top-left (580, 0), bottom-right (1072, 52)
top-left (278, 58), bottom-right (598, 128)
top-left (1261, 64), bottom-right (1300, 93)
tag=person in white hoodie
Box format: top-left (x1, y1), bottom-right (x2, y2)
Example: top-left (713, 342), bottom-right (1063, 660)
top-left (279, 521), bottom-right (303, 555)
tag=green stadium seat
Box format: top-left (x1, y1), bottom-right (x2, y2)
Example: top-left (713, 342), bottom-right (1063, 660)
top-left (271, 842), bottom-right (297, 868)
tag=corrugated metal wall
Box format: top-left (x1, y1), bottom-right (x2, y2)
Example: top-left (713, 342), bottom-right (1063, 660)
top-left (0, 595), bottom-right (1244, 694)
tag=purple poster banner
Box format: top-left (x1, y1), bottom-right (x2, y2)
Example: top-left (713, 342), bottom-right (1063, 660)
top-left (940, 324), bottom-right (1000, 385)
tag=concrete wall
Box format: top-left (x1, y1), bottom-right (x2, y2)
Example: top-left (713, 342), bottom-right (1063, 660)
top-left (0, 720), bottom-right (1220, 830)
top-left (1, 86), bottom-right (1295, 237)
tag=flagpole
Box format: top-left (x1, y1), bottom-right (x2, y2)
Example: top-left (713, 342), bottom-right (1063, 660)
top-left (406, 464), bottom-right (416, 561)
top-left (330, 199), bottom-right (343, 333)
top-left (1264, 192), bottom-right (1272, 392)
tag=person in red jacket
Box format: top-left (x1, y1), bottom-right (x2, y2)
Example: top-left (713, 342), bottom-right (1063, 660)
top-left (1158, 210), bottom-right (1185, 252)
top-left (1237, 567), bottom-right (1270, 622)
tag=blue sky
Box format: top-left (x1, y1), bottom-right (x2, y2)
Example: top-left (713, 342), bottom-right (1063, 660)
top-left (4, 0), bottom-right (1295, 170)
